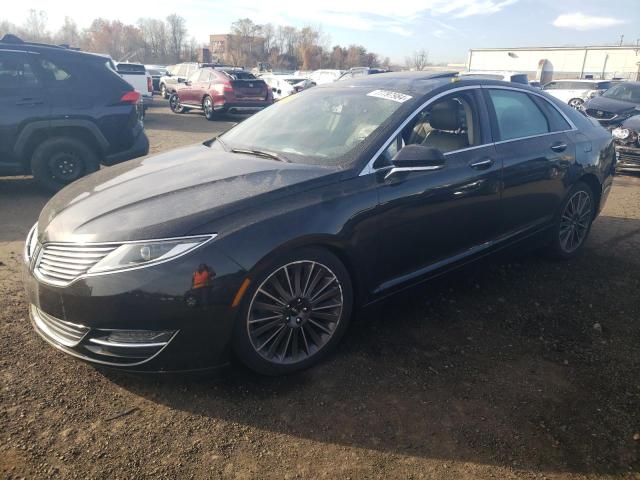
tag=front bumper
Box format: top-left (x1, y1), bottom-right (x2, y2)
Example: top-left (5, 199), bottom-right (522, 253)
top-left (615, 145), bottom-right (640, 171)
top-left (23, 242), bottom-right (247, 372)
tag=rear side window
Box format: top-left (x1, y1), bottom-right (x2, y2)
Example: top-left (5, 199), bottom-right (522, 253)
top-left (198, 69), bottom-right (212, 82)
top-left (488, 89), bottom-right (549, 141)
top-left (0, 52), bottom-right (39, 88)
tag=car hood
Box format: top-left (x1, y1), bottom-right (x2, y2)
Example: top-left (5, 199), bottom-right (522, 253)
top-left (38, 143), bottom-right (339, 243)
top-left (584, 95), bottom-right (639, 114)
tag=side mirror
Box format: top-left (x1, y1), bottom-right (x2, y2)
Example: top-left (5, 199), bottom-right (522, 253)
top-left (277, 89), bottom-right (282, 95)
top-left (272, 87), bottom-right (277, 92)
top-left (177, 77), bottom-right (186, 83)
top-left (386, 145), bottom-right (445, 179)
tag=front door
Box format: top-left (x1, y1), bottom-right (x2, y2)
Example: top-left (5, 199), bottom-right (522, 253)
top-left (372, 88), bottom-right (503, 294)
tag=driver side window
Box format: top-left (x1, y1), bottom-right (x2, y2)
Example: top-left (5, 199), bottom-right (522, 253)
top-left (376, 90), bottom-right (482, 167)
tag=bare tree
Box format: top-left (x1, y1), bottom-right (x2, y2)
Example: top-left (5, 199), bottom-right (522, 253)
top-left (166, 14), bottom-right (186, 62)
top-left (22, 9), bottom-right (49, 42)
top-left (405, 49), bottom-right (429, 71)
top-left (55, 17), bottom-right (80, 47)
top-left (0, 19), bottom-right (18, 38)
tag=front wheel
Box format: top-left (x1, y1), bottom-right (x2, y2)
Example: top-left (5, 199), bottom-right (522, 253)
top-left (160, 84), bottom-right (168, 99)
top-left (169, 93), bottom-right (185, 113)
top-left (233, 248), bottom-right (353, 375)
top-left (568, 98), bottom-right (584, 109)
top-left (546, 181), bottom-right (596, 259)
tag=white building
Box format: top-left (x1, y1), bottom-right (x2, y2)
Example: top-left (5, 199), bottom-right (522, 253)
top-left (467, 46), bottom-right (640, 83)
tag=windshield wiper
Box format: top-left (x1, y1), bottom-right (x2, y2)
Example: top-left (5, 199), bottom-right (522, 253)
top-left (230, 148), bottom-right (290, 162)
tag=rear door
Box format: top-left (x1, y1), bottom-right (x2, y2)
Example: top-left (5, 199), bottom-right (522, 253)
top-left (484, 87), bottom-right (576, 236)
top-left (0, 50), bottom-right (49, 170)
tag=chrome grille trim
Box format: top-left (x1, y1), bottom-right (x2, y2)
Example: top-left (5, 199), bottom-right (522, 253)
top-left (35, 243), bottom-right (120, 286)
top-left (30, 305), bottom-right (89, 347)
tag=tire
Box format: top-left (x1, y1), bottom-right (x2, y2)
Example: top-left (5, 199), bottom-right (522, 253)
top-left (568, 98), bottom-right (584, 109)
top-left (233, 247), bottom-right (353, 375)
top-left (169, 93), bottom-right (186, 113)
top-left (160, 84), bottom-right (167, 99)
top-left (30, 137), bottom-right (99, 192)
top-left (546, 181), bottom-right (596, 259)
top-left (203, 96), bottom-right (215, 121)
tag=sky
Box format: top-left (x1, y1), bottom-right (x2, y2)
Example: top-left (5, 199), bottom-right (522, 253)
top-left (3, 0), bottom-right (640, 64)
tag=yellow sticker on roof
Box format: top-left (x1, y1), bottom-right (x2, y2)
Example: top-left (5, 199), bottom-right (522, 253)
top-left (367, 89), bottom-right (412, 103)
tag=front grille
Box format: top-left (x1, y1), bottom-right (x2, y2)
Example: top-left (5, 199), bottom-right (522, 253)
top-left (31, 305), bottom-right (89, 347)
top-left (35, 243), bottom-right (120, 286)
top-left (586, 108), bottom-right (615, 120)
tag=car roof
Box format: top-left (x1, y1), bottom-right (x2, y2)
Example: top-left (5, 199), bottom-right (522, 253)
top-left (550, 79), bottom-right (606, 83)
top-left (320, 71), bottom-right (545, 96)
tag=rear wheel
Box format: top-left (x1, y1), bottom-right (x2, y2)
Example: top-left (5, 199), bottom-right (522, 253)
top-left (160, 84), bottom-right (168, 99)
top-left (203, 96), bottom-right (215, 121)
top-left (169, 93), bottom-right (186, 113)
top-left (546, 181), bottom-right (595, 259)
top-left (233, 248), bottom-right (353, 375)
top-left (30, 137), bottom-right (99, 192)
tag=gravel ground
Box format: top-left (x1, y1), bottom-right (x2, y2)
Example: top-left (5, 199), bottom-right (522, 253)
top-left (1, 100), bottom-right (639, 479)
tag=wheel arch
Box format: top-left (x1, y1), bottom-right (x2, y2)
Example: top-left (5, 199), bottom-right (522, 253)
top-left (246, 235), bottom-right (364, 308)
top-left (577, 172), bottom-right (602, 214)
top-left (15, 120), bottom-right (108, 169)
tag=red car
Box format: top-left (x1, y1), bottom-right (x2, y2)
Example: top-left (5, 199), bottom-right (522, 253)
top-left (169, 67), bottom-right (273, 120)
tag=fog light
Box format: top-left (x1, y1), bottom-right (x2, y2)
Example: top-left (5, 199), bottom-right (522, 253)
top-left (90, 330), bottom-right (175, 346)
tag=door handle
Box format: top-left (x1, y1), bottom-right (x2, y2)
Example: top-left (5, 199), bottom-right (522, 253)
top-left (550, 142), bottom-right (567, 152)
top-left (16, 98), bottom-right (43, 106)
top-left (469, 158), bottom-right (494, 170)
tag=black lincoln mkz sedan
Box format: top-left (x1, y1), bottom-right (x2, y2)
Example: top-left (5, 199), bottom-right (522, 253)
top-left (23, 72), bottom-right (615, 375)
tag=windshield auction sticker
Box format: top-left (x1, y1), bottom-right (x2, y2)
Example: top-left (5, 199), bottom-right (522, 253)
top-left (367, 90), bottom-right (413, 103)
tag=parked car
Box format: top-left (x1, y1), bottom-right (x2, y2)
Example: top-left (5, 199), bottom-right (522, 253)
top-left (159, 62), bottom-right (232, 98)
top-left (458, 71), bottom-right (529, 85)
top-left (23, 72), bottom-right (614, 375)
top-left (337, 67), bottom-right (389, 81)
top-left (116, 62), bottom-right (153, 107)
top-left (169, 67), bottom-right (273, 119)
top-left (529, 81), bottom-right (541, 89)
top-left (0, 34), bottom-right (148, 191)
top-left (145, 65), bottom-right (167, 92)
top-left (542, 79), bottom-right (614, 109)
top-left (582, 81), bottom-right (640, 127)
top-left (308, 69), bottom-right (343, 85)
top-left (611, 115), bottom-right (640, 172)
top-left (260, 74), bottom-right (314, 100)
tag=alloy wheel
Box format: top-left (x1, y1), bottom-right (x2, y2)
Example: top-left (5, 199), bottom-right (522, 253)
top-left (559, 190), bottom-right (592, 253)
top-left (204, 97), bottom-right (214, 119)
top-left (569, 98), bottom-right (583, 109)
top-left (169, 94), bottom-right (182, 112)
top-left (247, 261), bottom-right (344, 365)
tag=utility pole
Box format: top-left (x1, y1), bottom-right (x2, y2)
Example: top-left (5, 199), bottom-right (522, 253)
top-left (619, 34), bottom-right (624, 46)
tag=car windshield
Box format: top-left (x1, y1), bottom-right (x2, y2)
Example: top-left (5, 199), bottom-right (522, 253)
top-left (220, 87), bottom-right (410, 166)
top-left (602, 83), bottom-right (640, 102)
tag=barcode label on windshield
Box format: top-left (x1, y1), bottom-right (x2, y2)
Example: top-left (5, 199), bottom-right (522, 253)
top-left (367, 90), bottom-right (412, 103)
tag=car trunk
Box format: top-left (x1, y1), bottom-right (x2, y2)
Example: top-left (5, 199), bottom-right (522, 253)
top-left (231, 79), bottom-right (268, 101)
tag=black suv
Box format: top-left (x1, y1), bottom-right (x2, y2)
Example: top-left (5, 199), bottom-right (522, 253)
top-left (0, 34), bottom-right (149, 191)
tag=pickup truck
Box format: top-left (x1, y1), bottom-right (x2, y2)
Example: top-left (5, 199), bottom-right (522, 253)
top-left (116, 62), bottom-right (153, 109)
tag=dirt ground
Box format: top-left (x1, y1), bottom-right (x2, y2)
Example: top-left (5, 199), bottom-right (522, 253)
top-left (1, 100), bottom-right (639, 479)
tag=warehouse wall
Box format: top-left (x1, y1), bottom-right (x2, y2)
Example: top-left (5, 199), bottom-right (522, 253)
top-left (467, 48), bottom-right (640, 81)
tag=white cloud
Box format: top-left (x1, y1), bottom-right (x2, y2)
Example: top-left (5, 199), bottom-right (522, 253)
top-left (552, 12), bottom-right (626, 31)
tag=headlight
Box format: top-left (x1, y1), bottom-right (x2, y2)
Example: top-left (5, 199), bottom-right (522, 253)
top-left (612, 127), bottom-right (631, 140)
top-left (87, 234), bottom-right (216, 274)
top-left (24, 223), bottom-right (38, 262)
